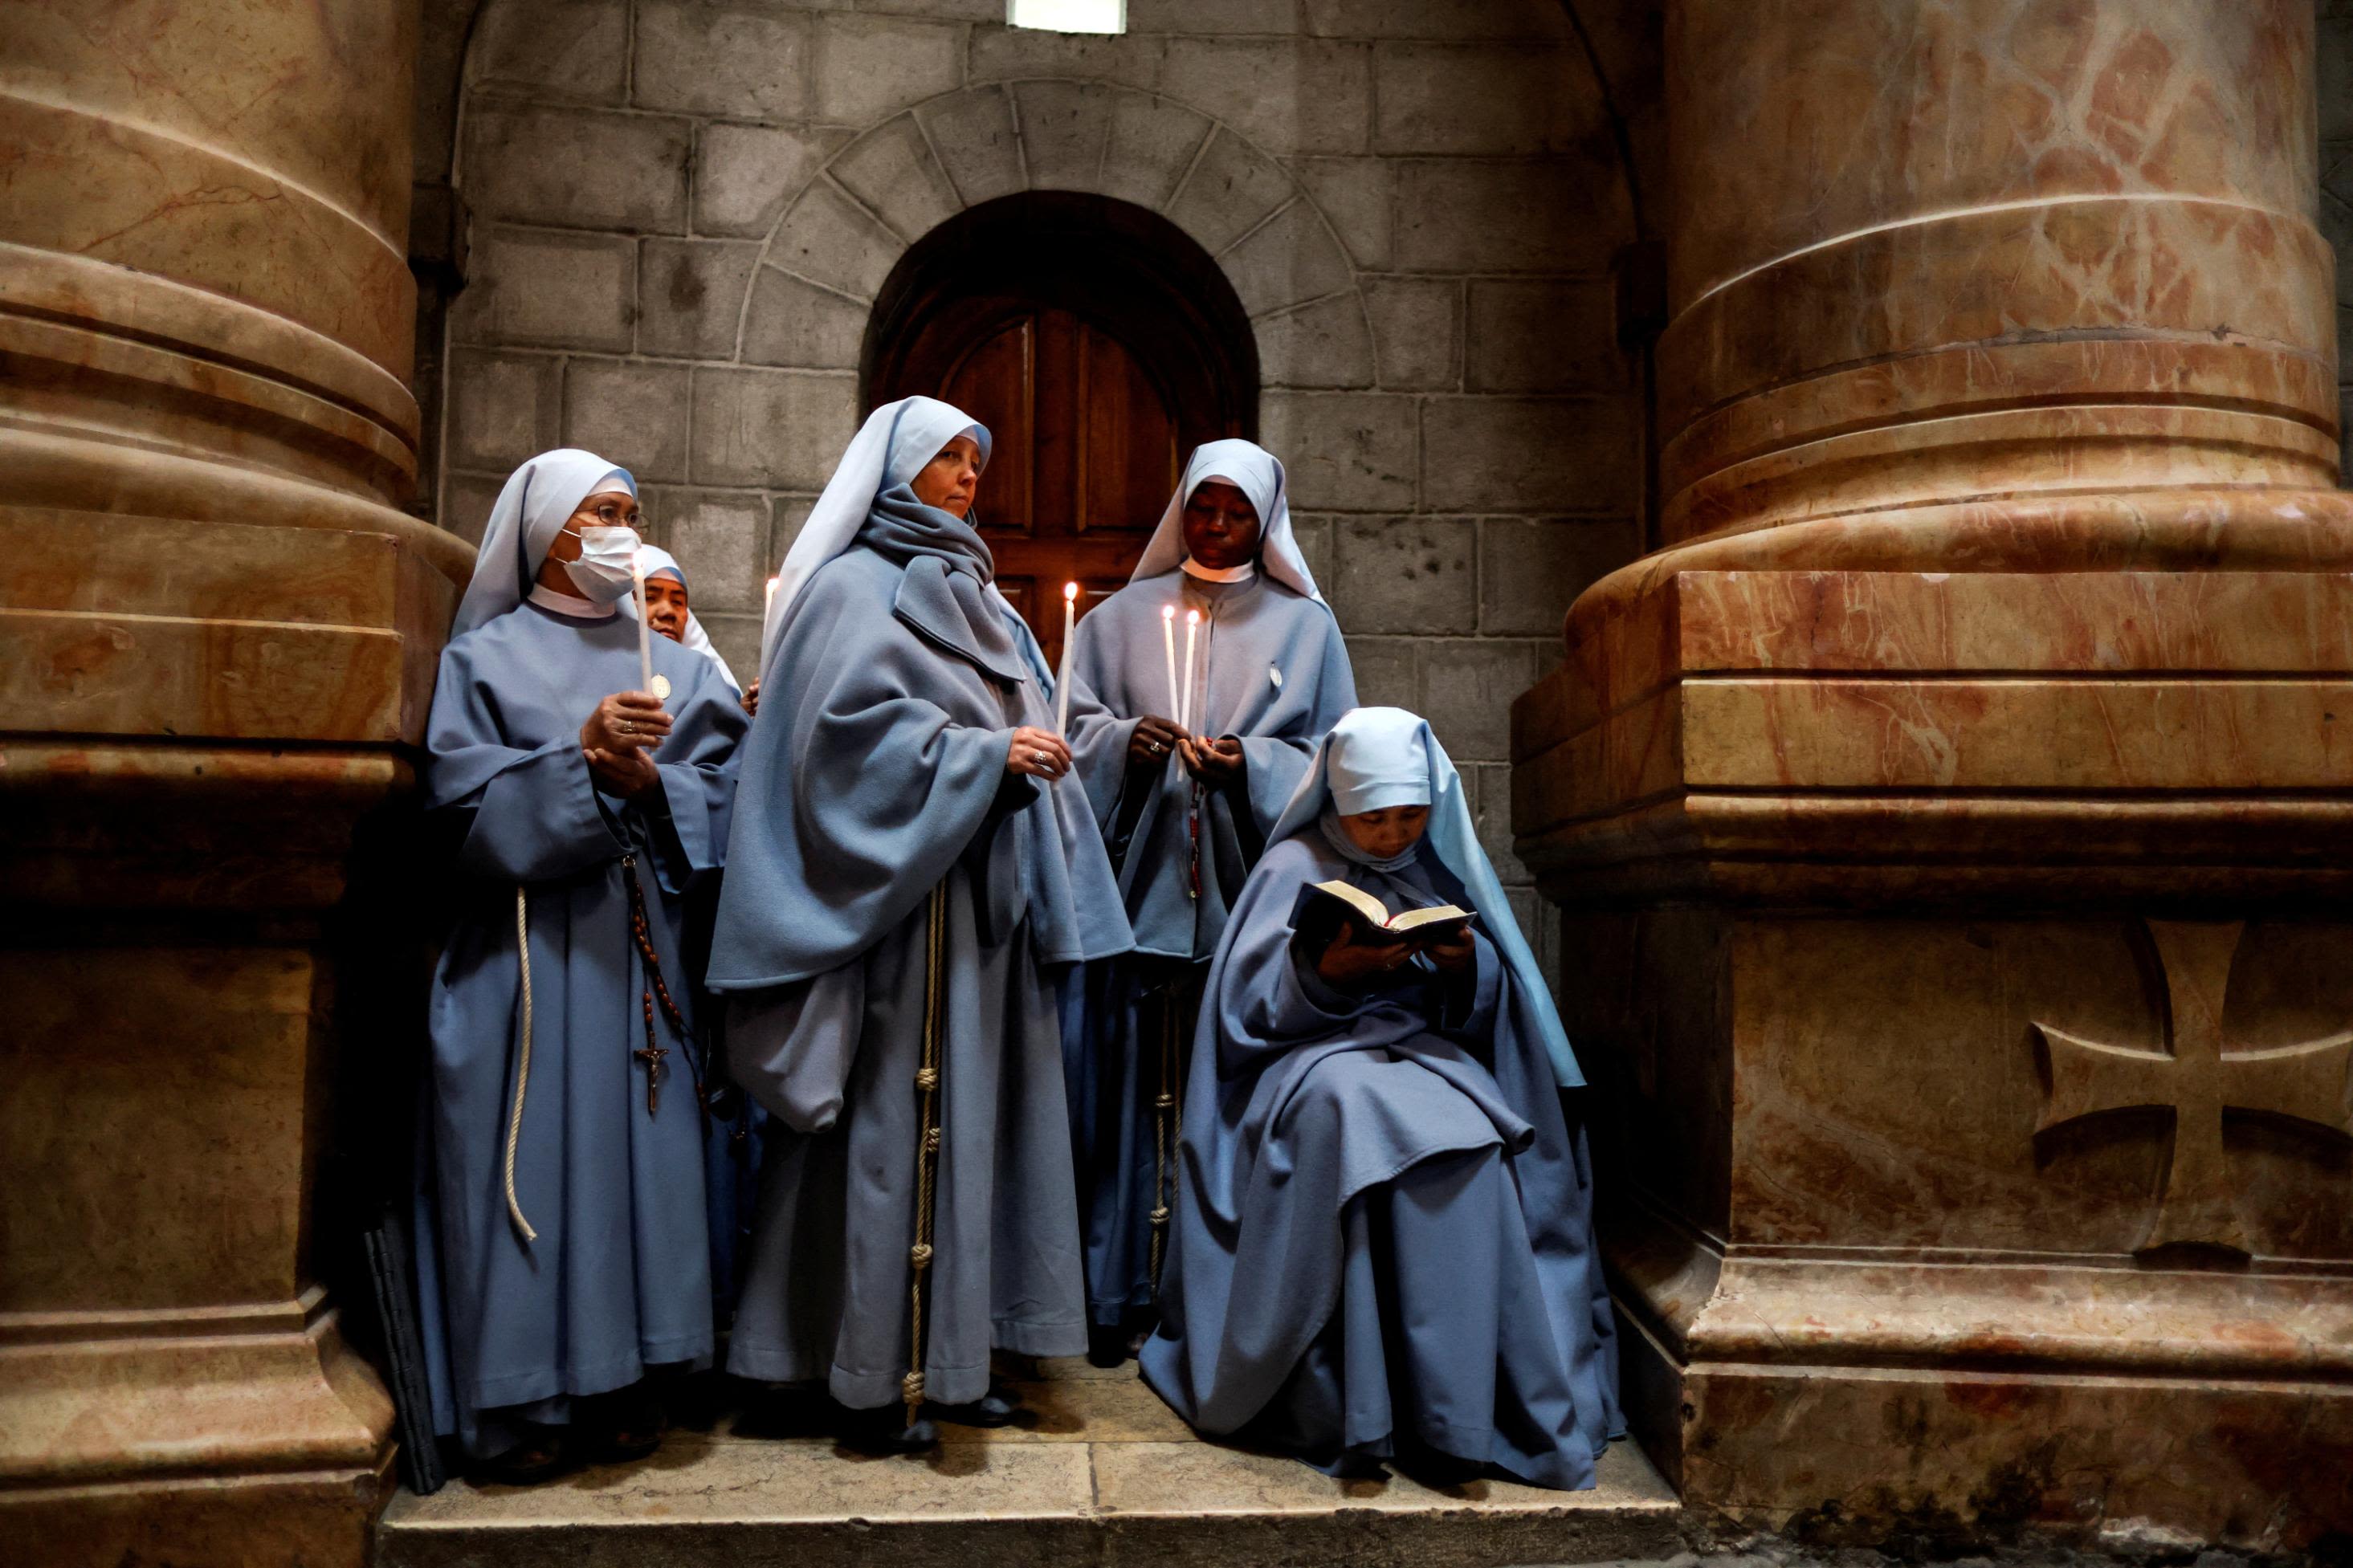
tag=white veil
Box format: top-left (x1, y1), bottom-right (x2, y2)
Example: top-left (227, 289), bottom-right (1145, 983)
top-left (756, 396), bottom-right (992, 682)
top-left (451, 449), bottom-right (635, 637)
top-left (629, 544), bottom-right (740, 692)
top-left (1128, 438), bottom-right (1321, 602)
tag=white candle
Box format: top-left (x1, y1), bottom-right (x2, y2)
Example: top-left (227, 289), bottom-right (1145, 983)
top-left (632, 548), bottom-right (655, 699)
top-left (1054, 580), bottom-right (1078, 735)
top-left (1160, 605), bottom-right (1180, 726)
top-left (765, 574), bottom-right (779, 615)
top-left (1181, 609), bottom-right (1200, 734)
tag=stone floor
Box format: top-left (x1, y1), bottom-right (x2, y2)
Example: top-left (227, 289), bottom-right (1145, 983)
top-left (375, 1354), bottom-right (1682, 1568)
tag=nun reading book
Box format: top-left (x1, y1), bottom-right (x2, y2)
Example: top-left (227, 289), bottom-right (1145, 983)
top-left (705, 396), bottom-right (1133, 1451)
top-left (1059, 439), bottom-right (1356, 1360)
top-left (411, 450), bottom-right (748, 1482)
top-left (1140, 707), bottom-right (1622, 1489)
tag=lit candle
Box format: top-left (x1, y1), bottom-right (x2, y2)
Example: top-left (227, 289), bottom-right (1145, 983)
top-left (1054, 581), bottom-right (1078, 735)
top-left (1160, 605), bottom-right (1180, 728)
top-left (1181, 609), bottom-right (1200, 735)
top-left (632, 548), bottom-right (655, 700)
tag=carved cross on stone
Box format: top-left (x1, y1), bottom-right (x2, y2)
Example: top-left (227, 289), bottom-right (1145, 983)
top-left (2031, 920), bottom-right (2353, 1255)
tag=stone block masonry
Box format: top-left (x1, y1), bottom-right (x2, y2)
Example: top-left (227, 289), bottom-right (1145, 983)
top-left (437, 0), bottom-right (1646, 761)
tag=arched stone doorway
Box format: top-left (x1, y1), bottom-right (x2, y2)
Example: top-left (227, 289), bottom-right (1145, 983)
top-left (865, 193), bottom-right (1258, 665)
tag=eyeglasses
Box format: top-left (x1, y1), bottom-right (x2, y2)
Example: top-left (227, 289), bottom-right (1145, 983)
top-left (568, 498), bottom-right (644, 528)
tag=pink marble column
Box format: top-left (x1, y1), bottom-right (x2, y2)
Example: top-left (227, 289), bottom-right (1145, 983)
top-left (1514, 0), bottom-right (2353, 1549)
top-left (0, 3), bottom-right (461, 1563)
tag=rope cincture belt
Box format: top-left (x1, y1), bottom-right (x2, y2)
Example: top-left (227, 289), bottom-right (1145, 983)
top-left (504, 886), bottom-right (538, 1243)
top-left (903, 881), bottom-right (949, 1426)
top-left (504, 857), bottom-right (708, 1248)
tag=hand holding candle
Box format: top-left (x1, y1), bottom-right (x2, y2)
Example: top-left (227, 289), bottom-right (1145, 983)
top-left (1054, 580), bottom-right (1077, 735)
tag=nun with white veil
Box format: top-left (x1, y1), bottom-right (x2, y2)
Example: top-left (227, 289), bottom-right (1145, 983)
top-left (412, 450), bottom-right (748, 1481)
top-left (1140, 707), bottom-right (1620, 1489)
top-left (1058, 439), bottom-right (1356, 1358)
top-left (706, 396), bottom-right (1133, 1449)
top-left (628, 544), bottom-right (741, 694)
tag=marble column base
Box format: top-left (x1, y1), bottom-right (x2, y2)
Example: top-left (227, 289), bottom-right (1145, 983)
top-left (1514, 488), bottom-right (2353, 1550)
top-left (1, 494), bottom-right (455, 1566)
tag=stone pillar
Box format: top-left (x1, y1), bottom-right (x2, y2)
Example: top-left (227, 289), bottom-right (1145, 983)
top-left (1514, 0), bottom-right (2353, 1550)
top-left (0, 3), bottom-right (463, 1563)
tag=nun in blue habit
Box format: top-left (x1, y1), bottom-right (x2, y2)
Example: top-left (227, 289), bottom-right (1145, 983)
top-left (1140, 707), bottom-right (1621, 1489)
top-left (626, 545), bottom-right (762, 1322)
top-left (1061, 440), bottom-right (1356, 1354)
top-left (706, 396), bottom-right (1133, 1448)
top-left (412, 450), bottom-right (748, 1480)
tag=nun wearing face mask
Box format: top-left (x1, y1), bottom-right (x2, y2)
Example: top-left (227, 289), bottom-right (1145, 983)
top-left (1058, 439), bottom-right (1356, 1357)
top-left (1140, 707), bottom-right (1619, 1490)
top-left (707, 397), bottom-right (1132, 1449)
top-left (410, 450), bottom-right (748, 1481)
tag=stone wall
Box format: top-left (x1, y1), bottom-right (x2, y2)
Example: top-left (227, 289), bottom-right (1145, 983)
top-left (432, 0), bottom-right (1652, 951)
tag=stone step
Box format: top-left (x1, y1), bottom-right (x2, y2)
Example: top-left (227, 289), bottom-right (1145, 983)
top-left (375, 1359), bottom-right (1682, 1568)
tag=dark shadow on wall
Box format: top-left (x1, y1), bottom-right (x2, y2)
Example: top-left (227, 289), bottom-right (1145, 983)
top-left (407, 0), bottom-right (491, 524)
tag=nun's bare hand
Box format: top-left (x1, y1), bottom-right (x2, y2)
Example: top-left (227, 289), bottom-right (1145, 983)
top-left (1420, 928), bottom-right (1475, 976)
top-left (740, 681), bottom-right (760, 717)
top-left (585, 745), bottom-right (661, 800)
top-left (1182, 734), bottom-right (1246, 789)
top-left (1128, 715), bottom-right (1185, 768)
top-left (1008, 726), bottom-right (1071, 781)
top-left (581, 691), bottom-right (671, 755)
top-left (1315, 922), bottom-right (1414, 990)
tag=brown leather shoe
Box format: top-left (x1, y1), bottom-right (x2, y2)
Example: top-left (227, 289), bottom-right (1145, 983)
top-left (577, 1382), bottom-right (668, 1464)
top-left (469, 1424), bottom-right (570, 1486)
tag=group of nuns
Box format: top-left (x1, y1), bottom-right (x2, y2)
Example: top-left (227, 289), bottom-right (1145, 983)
top-left (414, 395), bottom-right (1621, 1491)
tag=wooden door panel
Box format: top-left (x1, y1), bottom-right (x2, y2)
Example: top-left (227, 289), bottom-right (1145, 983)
top-left (1080, 324), bottom-right (1177, 536)
top-left (887, 304), bottom-right (1192, 673)
top-left (944, 318), bottom-right (1034, 536)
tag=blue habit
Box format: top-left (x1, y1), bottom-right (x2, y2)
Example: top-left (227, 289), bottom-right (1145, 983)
top-left (1061, 568), bottom-right (1355, 1329)
top-left (413, 600), bottom-right (746, 1456)
top-left (707, 495), bottom-right (1132, 1410)
top-left (1138, 829), bottom-right (1621, 1489)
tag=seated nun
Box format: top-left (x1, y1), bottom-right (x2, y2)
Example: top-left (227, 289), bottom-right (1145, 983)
top-left (705, 396), bottom-right (1133, 1452)
top-left (1060, 439), bottom-right (1355, 1360)
top-left (1140, 707), bottom-right (1621, 1489)
top-left (412, 450), bottom-right (748, 1482)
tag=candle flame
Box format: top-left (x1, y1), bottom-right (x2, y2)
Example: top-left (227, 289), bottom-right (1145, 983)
top-left (1162, 605), bottom-right (1176, 621)
top-left (1064, 580), bottom-right (1079, 601)
top-left (1186, 608), bottom-right (1201, 625)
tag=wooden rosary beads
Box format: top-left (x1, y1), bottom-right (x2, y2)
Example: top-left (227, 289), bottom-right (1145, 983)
top-left (622, 853), bottom-right (701, 1118)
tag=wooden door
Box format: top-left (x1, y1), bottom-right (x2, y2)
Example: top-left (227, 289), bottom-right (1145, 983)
top-left (885, 305), bottom-right (1181, 674)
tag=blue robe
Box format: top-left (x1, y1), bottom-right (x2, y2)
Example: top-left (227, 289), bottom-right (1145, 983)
top-left (413, 601), bottom-right (745, 1455)
top-left (708, 524), bottom-right (1132, 1409)
top-left (1139, 830), bottom-right (1620, 1488)
top-left (1062, 569), bottom-right (1355, 1327)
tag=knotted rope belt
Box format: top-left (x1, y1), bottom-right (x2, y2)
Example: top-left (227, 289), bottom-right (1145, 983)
top-left (504, 887), bottom-right (539, 1242)
top-left (501, 854), bottom-right (711, 1246)
top-left (903, 881), bottom-right (949, 1424)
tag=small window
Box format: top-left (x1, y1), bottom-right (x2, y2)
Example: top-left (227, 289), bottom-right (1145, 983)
top-left (1007, 0), bottom-right (1124, 35)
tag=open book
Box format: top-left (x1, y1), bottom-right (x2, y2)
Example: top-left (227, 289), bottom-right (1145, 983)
top-left (1291, 879), bottom-right (1473, 950)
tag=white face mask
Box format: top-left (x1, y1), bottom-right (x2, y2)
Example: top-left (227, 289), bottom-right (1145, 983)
top-left (560, 523), bottom-right (641, 604)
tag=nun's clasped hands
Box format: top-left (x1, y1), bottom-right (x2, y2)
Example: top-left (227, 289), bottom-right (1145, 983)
top-left (581, 690), bottom-right (671, 798)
